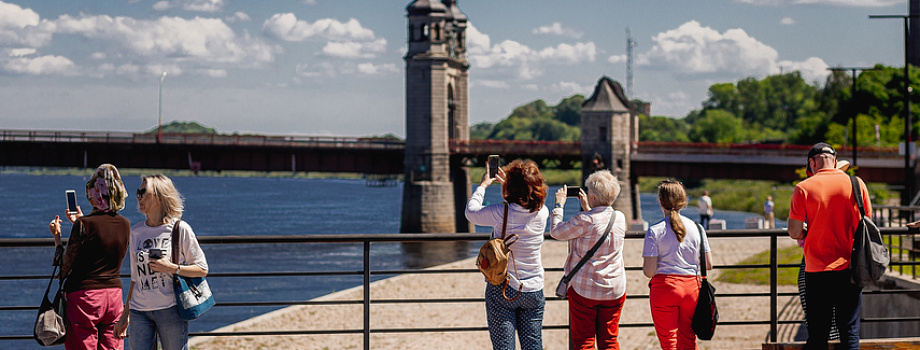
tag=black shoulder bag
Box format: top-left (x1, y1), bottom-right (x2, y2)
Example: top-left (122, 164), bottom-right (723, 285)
top-left (691, 222), bottom-right (718, 340)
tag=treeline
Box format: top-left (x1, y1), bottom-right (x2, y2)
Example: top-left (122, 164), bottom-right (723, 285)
top-left (475, 64), bottom-right (920, 147)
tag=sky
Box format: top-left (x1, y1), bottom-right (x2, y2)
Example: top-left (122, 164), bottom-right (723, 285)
top-left (0, 0), bottom-right (913, 137)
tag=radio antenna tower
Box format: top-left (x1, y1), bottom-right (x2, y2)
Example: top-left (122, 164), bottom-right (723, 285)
top-left (626, 28), bottom-right (636, 98)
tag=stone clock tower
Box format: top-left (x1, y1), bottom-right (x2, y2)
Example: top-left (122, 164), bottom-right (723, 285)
top-left (401, 0), bottom-right (471, 233)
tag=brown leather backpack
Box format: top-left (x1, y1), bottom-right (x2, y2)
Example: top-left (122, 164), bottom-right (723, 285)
top-left (475, 203), bottom-right (520, 300)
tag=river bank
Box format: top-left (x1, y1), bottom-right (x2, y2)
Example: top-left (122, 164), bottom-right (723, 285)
top-left (189, 236), bottom-right (799, 350)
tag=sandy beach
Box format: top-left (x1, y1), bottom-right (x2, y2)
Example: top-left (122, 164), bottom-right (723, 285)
top-left (189, 236), bottom-right (799, 350)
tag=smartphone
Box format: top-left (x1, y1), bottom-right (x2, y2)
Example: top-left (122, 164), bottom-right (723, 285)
top-left (148, 248), bottom-right (164, 259)
top-left (566, 186), bottom-right (581, 197)
top-left (488, 155), bottom-right (500, 178)
top-left (65, 190), bottom-right (78, 213)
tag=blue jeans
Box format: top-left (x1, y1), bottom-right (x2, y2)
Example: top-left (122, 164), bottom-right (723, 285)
top-left (129, 306), bottom-right (189, 350)
top-left (804, 270), bottom-right (861, 350)
top-left (485, 283), bottom-right (545, 350)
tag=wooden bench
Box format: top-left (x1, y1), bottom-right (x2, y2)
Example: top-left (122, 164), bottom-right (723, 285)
top-left (763, 337), bottom-right (920, 350)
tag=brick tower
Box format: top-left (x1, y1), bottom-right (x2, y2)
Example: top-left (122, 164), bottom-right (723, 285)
top-left (401, 0), bottom-right (471, 233)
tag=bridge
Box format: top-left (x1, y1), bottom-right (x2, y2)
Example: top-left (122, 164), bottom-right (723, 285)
top-left (1, 129), bottom-right (909, 185)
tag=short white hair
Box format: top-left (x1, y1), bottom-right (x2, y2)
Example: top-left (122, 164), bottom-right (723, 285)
top-left (585, 170), bottom-right (620, 206)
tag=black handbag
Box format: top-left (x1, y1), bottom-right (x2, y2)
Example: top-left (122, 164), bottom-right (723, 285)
top-left (34, 264), bottom-right (67, 346)
top-left (554, 209), bottom-right (616, 299)
top-left (691, 223), bottom-right (718, 340)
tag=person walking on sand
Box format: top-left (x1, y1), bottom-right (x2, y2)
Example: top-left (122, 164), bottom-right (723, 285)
top-left (465, 159), bottom-right (549, 350)
top-left (763, 196), bottom-right (775, 229)
top-left (697, 190), bottom-right (712, 230)
top-left (643, 180), bottom-right (713, 350)
top-left (550, 170), bottom-right (627, 350)
top-left (788, 143), bottom-right (869, 350)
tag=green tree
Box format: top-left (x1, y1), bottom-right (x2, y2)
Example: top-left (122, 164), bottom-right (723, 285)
top-left (639, 114), bottom-right (690, 142)
top-left (470, 122), bottom-right (494, 140)
top-left (146, 121), bottom-right (217, 134)
top-left (689, 109), bottom-right (742, 143)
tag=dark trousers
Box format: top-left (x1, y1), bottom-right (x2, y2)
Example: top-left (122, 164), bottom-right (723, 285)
top-left (699, 214), bottom-right (711, 230)
top-left (804, 270), bottom-right (862, 350)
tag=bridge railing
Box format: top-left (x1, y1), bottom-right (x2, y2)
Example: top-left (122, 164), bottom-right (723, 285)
top-left (2, 228), bottom-right (919, 349)
top-left (636, 141), bottom-right (903, 159)
top-left (0, 129), bottom-right (404, 150)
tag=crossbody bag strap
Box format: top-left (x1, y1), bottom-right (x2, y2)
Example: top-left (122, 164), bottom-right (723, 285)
top-left (170, 220), bottom-right (182, 265)
top-left (696, 222), bottom-right (708, 278)
top-left (501, 202), bottom-right (520, 247)
top-left (560, 209), bottom-right (616, 283)
top-left (850, 176), bottom-right (866, 232)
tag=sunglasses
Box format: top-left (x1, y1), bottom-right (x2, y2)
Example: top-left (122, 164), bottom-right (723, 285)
top-left (136, 188), bottom-right (148, 199)
top-left (660, 179), bottom-right (683, 185)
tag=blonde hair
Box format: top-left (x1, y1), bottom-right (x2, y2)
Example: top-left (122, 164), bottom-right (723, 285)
top-left (141, 174), bottom-right (184, 222)
top-left (658, 180), bottom-right (688, 242)
top-left (584, 170), bottom-right (620, 206)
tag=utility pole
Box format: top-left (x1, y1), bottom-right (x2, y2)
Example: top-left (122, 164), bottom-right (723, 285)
top-left (626, 28), bottom-right (636, 99)
top-left (870, 14), bottom-right (917, 206)
top-left (827, 66), bottom-right (877, 172)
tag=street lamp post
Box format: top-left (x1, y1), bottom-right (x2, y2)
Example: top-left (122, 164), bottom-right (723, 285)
top-left (870, 14), bottom-right (917, 206)
top-left (828, 66), bottom-right (877, 172)
top-left (158, 71), bottom-right (167, 144)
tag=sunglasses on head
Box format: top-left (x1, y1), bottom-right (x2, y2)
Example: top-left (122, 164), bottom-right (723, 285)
top-left (660, 179), bottom-right (682, 185)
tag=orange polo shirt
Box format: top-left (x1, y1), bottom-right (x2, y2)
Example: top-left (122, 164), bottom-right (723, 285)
top-left (789, 168), bottom-right (871, 272)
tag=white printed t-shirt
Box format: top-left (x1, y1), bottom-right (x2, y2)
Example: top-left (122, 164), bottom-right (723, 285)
top-left (128, 220), bottom-right (208, 311)
top-left (642, 215), bottom-right (711, 276)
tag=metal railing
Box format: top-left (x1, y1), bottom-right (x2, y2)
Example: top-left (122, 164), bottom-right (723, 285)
top-left (2, 229), bottom-right (920, 349)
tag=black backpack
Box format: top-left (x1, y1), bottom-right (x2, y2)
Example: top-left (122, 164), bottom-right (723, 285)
top-left (848, 176), bottom-right (889, 288)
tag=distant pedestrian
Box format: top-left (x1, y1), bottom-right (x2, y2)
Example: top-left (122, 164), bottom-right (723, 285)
top-left (788, 143), bottom-right (869, 350)
top-left (550, 170), bottom-right (626, 349)
top-left (643, 180), bottom-right (713, 350)
top-left (763, 196), bottom-right (775, 229)
top-left (697, 190), bottom-right (712, 229)
top-left (466, 159), bottom-right (549, 350)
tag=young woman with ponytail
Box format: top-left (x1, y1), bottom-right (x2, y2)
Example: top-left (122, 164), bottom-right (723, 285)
top-left (642, 180), bottom-right (713, 350)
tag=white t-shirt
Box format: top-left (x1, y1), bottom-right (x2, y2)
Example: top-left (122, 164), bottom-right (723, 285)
top-left (697, 195), bottom-right (712, 215)
top-left (465, 185), bottom-right (547, 292)
top-left (642, 215), bottom-right (711, 276)
top-left (128, 220), bottom-right (208, 311)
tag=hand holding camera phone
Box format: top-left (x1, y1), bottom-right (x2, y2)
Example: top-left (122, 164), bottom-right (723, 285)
top-left (566, 186), bottom-right (581, 197)
top-left (488, 155), bottom-right (500, 178)
top-left (65, 190), bottom-right (78, 213)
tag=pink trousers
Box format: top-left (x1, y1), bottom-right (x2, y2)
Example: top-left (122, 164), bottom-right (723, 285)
top-left (64, 288), bottom-right (124, 350)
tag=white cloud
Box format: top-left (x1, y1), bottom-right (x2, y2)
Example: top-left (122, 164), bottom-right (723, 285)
top-left (608, 54), bottom-right (627, 64)
top-left (53, 14), bottom-right (277, 66)
top-left (639, 20), bottom-right (826, 81)
top-left (200, 68), bottom-right (227, 77)
top-left (781, 17), bottom-right (796, 25)
top-left (475, 80), bottom-right (510, 89)
top-left (532, 22), bottom-right (583, 39)
top-left (116, 64), bottom-right (140, 75)
top-left (262, 14), bottom-right (375, 41)
top-left (466, 24), bottom-right (595, 80)
top-left (302, 0), bottom-right (319, 5)
top-left (0, 1), bottom-right (54, 47)
top-left (549, 81), bottom-right (591, 95)
top-left (144, 64), bottom-right (181, 77)
top-left (152, 0), bottom-right (226, 12)
top-left (320, 38), bottom-right (386, 58)
top-left (90, 52), bottom-right (106, 59)
top-left (735, 0), bottom-right (902, 6)
top-left (9, 47), bottom-right (36, 57)
top-left (778, 56), bottom-right (830, 82)
top-left (356, 62), bottom-right (397, 75)
top-left (225, 12), bottom-right (251, 23)
top-left (4, 55), bottom-right (74, 75)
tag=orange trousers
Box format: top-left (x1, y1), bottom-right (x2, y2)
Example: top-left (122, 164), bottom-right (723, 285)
top-left (649, 274), bottom-right (699, 350)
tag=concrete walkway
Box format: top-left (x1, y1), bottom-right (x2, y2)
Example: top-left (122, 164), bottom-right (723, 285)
top-left (189, 236), bottom-right (799, 350)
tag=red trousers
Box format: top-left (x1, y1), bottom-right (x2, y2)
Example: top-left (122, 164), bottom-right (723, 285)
top-left (649, 274), bottom-right (699, 350)
top-left (567, 287), bottom-right (625, 350)
top-left (65, 288), bottom-right (124, 350)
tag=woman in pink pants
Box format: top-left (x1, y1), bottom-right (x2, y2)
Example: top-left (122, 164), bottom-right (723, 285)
top-left (642, 180), bottom-right (713, 350)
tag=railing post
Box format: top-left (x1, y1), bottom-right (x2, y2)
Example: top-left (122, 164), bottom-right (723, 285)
top-left (770, 231), bottom-right (778, 342)
top-left (364, 240), bottom-right (370, 350)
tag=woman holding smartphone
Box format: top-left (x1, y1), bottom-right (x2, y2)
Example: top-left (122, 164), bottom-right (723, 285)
top-left (48, 164), bottom-right (130, 350)
top-left (465, 159), bottom-right (549, 350)
top-left (642, 180), bottom-right (712, 350)
top-left (550, 170), bottom-right (627, 350)
top-left (114, 174), bottom-right (208, 350)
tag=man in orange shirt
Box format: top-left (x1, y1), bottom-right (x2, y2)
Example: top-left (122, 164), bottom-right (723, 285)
top-left (788, 143), bottom-right (870, 350)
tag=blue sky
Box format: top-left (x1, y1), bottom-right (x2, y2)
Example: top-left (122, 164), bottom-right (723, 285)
top-left (0, 0), bottom-right (911, 137)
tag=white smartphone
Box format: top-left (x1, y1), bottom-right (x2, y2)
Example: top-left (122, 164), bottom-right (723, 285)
top-left (66, 190), bottom-right (78, 213)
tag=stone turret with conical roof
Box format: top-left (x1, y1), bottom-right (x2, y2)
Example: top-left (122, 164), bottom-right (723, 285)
top-left (582, 76), bottom-right (640, 221)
